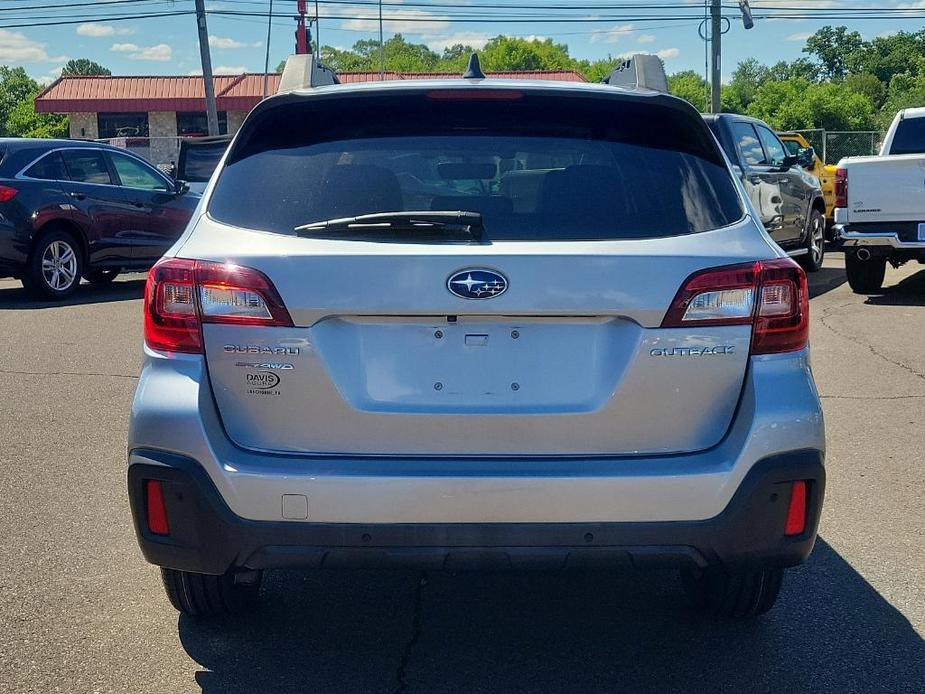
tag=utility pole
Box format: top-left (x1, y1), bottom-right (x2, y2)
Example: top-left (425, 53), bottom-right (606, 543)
top-left (710, 0), bottom-right (721, 114)
top-left (295, 0), bottom-right (308, 53)
top-left (194, 0), bottom-right (220, 136)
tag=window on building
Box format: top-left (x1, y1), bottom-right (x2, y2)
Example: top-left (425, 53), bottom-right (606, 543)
top-left (177, 111), bottom-right (228, 136)
top-left (97, 113), bottom-right (149, 139)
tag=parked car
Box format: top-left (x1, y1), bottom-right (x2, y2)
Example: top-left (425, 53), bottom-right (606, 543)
top-left (128, 71), bottom-right (825, 620)
top-left (779, 132), bottom-right (837, 233)
top-left (0, 139), bottom-right (199, 300)
top-left (704, 114), bottom-right (827, 271)
top-left (834, 107), bottom-right (925, 293)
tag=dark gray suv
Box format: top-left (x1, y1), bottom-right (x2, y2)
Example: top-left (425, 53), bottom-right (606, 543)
top-left (705, 114), bottom-right (827, 272)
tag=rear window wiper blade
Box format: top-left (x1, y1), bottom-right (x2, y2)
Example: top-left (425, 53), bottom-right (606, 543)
top-left (294, 210), bottom-right (485, 242)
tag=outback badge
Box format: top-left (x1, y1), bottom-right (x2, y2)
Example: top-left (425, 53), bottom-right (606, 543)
top-left (447, 269), bottom-right (508, 300)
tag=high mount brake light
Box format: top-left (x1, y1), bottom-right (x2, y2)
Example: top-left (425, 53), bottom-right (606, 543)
top-left (426, 89), bottom-right (524, 101)
top-left (144, 258), bottom-right (293, 354)
top-left (661, 258), bottom-right (809, 355)
top-left (834, 168), bottom-right (848, 208)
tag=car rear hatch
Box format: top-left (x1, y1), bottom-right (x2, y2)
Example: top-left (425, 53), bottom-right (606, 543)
top-left (171, 84), bottom-right (783, 457)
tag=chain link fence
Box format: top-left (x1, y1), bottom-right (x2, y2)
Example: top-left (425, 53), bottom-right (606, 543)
top-left (96, 136), bottom-right (183, 169)
top-left (791, 129), bottom-right (885, 164)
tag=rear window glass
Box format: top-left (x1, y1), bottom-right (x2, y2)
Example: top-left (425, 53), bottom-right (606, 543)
top-left (889, 117), bottom-right (925, 155)
top-left (209, 92), bottom-right (743, 241)
top-left (25, 151), bottom-right (68, 180)
top-left (61, 150), bottom-right (112, 185)
top-left (180, 140), bottom-right (229, 182)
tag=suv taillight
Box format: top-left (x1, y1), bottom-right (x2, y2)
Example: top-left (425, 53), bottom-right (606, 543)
top-left (144, 258), bottom-right (293, 353)
top-left (662, 258), bottom-right (808, 355)
top-left (834, 167), bottom-right (848, 208)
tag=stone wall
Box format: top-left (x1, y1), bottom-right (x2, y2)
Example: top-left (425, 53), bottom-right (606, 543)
top-left (68, 113), bottom-right (97, 140)
top-left (147, 111), bottom-right (179, 166)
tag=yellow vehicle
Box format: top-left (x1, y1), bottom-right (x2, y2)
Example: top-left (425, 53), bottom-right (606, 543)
top-left (779, 132), bottom-right (837, 232)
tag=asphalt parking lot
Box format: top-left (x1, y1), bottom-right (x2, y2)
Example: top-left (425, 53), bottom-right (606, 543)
top-left (0, 252), bottom-right (923, 694)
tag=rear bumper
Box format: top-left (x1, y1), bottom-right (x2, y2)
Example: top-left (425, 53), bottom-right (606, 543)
top-left (836, 225), bottom-right (925, 251)
top-left (129, 448), bottom-right (824, 574)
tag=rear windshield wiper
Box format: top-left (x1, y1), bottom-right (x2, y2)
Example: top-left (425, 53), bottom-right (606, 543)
top-left (294, 210), bottom-right (485, 242)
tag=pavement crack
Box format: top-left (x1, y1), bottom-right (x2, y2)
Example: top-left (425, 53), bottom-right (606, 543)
top-left (820, 394), bottom-right (925, 401)
top-left (817, 302), bottom-right (925, 382)
top-left (392, 572), bottom-right (427, 694)
top-left (0, 368), bottom-right (138, 380)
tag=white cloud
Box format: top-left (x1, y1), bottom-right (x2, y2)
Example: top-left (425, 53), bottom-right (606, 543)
top-left (36, 65), bottom-right (64, 86)
top-left (209, 35), bottom-right (260, 49)
top-left (133, 44), bottom-right (172, 61)
top-left (0, 28), bottom-right (67, 64)
top-left (341, 8), bottom-right (450, 33)
top-left (655, 48), bottom-right (680, 60)
top-left (785, 32), bottom-right (812, 41)
top-left (427, 33), bottom-right (491, 52)
top-left (111, 42), bottom-right (172, 61)
top-left (76, 23), bottom-right (135, 37)
top-left (590, 24), bottom-right (635, 45)
top-left (637, 34), bottom-right (656, 44)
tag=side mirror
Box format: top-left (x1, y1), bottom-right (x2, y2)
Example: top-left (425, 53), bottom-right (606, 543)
top-left (174, 179), bottom-right (190, 195)
top-left (781, 154), bottom-right (799, 169)
top-left (796, 147), bottom-right (816, 169)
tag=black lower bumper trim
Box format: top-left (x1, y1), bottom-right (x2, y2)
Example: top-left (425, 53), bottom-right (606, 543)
top-left (128, 449), bottom-right (825, 575)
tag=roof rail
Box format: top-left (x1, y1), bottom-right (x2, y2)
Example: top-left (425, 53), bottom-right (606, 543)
top-left (603, 54), bottom-right (669, 93)
top-left (277, 54), bottom-right (338, 93)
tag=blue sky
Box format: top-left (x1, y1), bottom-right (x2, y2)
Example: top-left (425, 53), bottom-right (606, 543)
top-left (1, 0), bottom-right (922, 84)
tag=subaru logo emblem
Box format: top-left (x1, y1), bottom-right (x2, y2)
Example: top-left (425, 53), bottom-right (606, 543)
top-left (447, 269), bottom-right (508, 299)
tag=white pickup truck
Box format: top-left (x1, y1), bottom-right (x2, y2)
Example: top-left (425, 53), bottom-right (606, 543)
top-left (835, 107), bottom-right (925, 293)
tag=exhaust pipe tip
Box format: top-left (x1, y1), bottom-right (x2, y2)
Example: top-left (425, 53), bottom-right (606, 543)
top-left (856, 247), bottom-right (871, 261)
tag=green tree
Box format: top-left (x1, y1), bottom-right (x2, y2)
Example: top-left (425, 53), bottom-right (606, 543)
top-left (803, 26), bottom-right (865, 80)
top-left (478, 36), bottom-right (575, 72)
top-left (746, 78), bottom-right (876, 131)
top-left (0, 66), bottom-right (67, 138)
top-left (668, 70), bottom-right (709, 112)
top-left (61, 59), bottom-right (111, 77)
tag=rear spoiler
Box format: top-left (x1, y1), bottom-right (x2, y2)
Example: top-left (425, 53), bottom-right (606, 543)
top-left (277, 54), bottom-right (339, 93)
top-left (603, 54), bottom-right (669, 93)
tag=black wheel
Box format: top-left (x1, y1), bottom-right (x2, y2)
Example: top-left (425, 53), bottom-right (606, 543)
top-left (798, 209), bottom-right (825, 272)
top-left (84, 269), bottom-right (120, 286)
top-left (21, 228), bottom-right (83, 300)
top-left (845, 251), bottom-right (886, 294)
top-left (682, 566), bottom-right (784, 618)
top-left (160, 568), bottom-right (262, 617)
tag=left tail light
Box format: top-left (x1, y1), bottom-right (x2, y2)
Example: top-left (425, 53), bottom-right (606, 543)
top-left (0, 185), bottom-right (19, 202)
top-left (144, 258), bottom-right (293, 354)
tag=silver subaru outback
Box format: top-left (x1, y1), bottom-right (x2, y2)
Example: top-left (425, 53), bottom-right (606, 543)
top-left (128, 75), bottom-right (825, 619)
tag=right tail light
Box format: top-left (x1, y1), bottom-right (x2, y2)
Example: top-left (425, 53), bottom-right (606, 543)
top-left (662, 258), bottom-right (809, 355)
top-left (834, 167), bottom-right (848, 208)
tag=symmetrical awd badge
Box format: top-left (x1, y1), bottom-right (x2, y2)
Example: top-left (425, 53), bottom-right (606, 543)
top-left (447, 269), bottom-right (508, 299)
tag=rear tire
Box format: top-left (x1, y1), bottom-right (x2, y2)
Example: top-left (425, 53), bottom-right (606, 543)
top-left (798, 209), bottom-right (825, 272)
top-left (84, 269), bottom-right (119, 286)
top-left (160, 568), bottom-right (262, 617)
top-left (845, 251), bottom-right (886, 294)
top-left (682, 566), bottom-right (784, 618)
top-left (21, 228), bottom-right (83, 300)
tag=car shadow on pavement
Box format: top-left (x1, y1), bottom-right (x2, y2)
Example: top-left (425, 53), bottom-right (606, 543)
top-left (179, 538), bottom-right (923, 694)
top-left (808, 266), bottom-right (848, 299)
top-left (865, 268), bottom-right (925, 306)
top-left (0, 278), bottom-right (145, 309)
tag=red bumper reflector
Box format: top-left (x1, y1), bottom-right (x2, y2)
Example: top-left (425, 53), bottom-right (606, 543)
top-left (784, 480), bottom-right (807, 536)
top-left (145, 480), bottom-right (170, 536)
